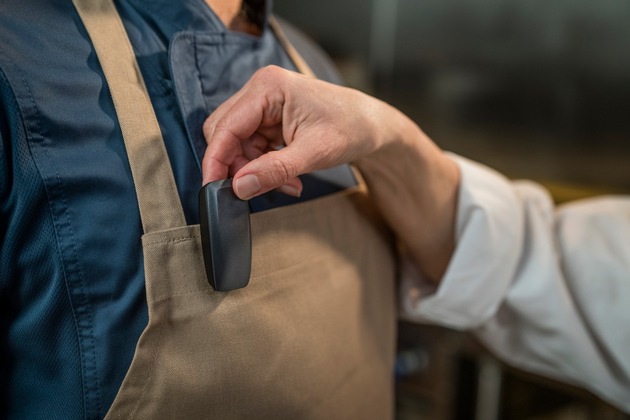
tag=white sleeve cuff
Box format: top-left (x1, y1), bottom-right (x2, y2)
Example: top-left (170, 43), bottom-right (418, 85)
top-left (400, 154), bottom-right (525, 329)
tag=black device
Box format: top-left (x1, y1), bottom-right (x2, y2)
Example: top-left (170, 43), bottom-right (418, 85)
top-left (199, 179), bottom-right (252, 292)
top-left (199, 165), bottom-right (358, 292)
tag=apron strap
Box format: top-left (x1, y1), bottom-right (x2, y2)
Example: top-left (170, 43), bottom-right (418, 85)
top-left (72, 0), bottom-right (187, 233)
top-left (269, 17), bottom-right (316, 78)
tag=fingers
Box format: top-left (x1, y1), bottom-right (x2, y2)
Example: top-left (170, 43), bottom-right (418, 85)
top-left (277, 177), bottom-right (303, 198)
top-left (201, 65), bottom-right (383, 200)
top-left (202, 66), bottom-right (291, 185)
top-left (232, 148), bottom-right (308, 199)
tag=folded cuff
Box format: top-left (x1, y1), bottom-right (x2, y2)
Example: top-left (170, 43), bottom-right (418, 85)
top-left (401, 154), bottom-right (525, 329)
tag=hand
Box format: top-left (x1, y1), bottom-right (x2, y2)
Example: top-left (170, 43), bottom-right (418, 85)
top-left (201, 65), bottom-right (401, 199)
top-left (202, 65), bottom-right (460, 282)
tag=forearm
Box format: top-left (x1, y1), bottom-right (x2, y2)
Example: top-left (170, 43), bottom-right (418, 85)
top-left (201, 68), bottom-right (460, 283)
top-left (356, 107), bottom-right (460, 283)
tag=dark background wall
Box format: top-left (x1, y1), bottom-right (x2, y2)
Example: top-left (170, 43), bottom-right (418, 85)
top-left (275, 0), bottom-right (630, 195)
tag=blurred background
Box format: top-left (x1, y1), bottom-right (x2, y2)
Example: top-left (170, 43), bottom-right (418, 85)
top-left (276, 0), bottom-right (630, 201)
top-left (274, 1), bottom-right (630, 419)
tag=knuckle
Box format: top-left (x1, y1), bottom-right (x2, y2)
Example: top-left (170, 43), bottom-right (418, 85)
top-left (254, 65), bottom-right (286, 84)
top-left (266, 156), bottom-right (296, 186)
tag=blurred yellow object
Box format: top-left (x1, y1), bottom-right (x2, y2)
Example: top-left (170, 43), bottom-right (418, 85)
top-left (538, 180), bottom-right (629, 204)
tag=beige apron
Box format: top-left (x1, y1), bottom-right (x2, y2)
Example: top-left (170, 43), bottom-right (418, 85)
top-left (72, 1), bottom-right (397, 418)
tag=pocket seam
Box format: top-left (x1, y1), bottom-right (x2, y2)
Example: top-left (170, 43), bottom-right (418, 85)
top-left (148, 253), bottom-right (331, 303)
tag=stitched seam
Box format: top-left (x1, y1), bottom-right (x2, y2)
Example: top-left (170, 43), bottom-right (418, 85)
top-left (14, 63), bottom-right (103, 418)
top-left (143, 234), bottom-right (200, 247)
top-left (169, 32), bottom-right (204, 174)
top-left (148, 254), bottom-right (330, 302)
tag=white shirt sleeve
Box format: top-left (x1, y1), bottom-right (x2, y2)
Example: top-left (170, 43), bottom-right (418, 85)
top-left (400, 154), bottom-right (630, 413)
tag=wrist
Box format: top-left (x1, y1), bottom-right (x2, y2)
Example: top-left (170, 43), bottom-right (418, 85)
top-left (355, 111), bottom-right (460, 284)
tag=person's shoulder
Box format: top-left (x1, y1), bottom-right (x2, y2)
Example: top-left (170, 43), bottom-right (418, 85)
top-left (0, 0), bottom-right (78, 60)
top-left (0, 0), bottom-right (45, 40)
top-left (272, 16), bottom-right (345, 86)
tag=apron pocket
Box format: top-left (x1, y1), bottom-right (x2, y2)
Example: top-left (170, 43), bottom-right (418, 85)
top-left (106, 187), bottom-right (397, 419)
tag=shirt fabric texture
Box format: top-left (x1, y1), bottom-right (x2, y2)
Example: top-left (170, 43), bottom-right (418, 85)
top-left (2, 0), bottom-right (629, 417)
top-left (0, 0), bottom-right (342, 418)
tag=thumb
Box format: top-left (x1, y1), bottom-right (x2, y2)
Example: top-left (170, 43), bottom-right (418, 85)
top-left (232, 149), bottom-right (306, 200)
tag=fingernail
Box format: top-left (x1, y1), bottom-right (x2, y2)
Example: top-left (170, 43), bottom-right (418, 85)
top-left (278, 184), bottom-right (302, 197)
top-left (234, 174), bottom-right (262, 199)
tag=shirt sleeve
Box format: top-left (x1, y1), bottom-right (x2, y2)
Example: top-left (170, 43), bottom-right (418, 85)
top-left (400, 154), bottom-right (630, 413)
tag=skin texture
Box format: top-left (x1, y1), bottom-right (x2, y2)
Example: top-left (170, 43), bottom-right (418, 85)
top-left (202, 66), bottom-right (461, 283)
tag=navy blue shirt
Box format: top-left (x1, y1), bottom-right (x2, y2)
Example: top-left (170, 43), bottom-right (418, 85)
top-left (0, 1), bottom-right (341, 418)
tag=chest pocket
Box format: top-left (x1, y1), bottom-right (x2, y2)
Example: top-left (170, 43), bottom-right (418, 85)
top-left (73, 1), bottom-right (398, 418)
top-left (168, 27), bottom-right (295, 166)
